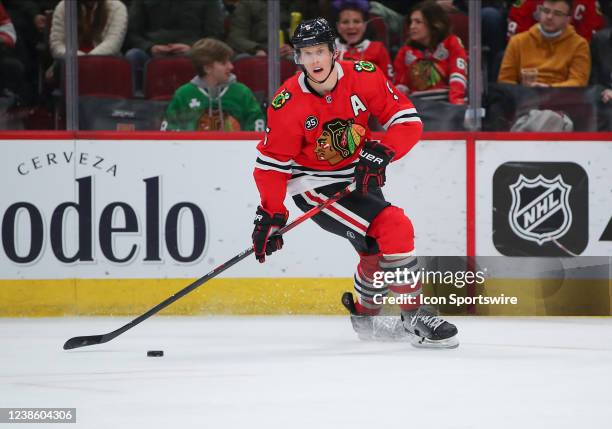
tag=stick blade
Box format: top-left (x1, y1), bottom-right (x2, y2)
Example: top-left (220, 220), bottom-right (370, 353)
top-left (63, 334), bottom-right (106, 350)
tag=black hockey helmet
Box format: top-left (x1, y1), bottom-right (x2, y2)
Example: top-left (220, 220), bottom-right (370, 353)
top-left (291, 17), bottom-right (335, 51)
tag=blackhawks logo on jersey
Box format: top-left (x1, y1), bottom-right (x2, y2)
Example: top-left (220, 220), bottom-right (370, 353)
top-left (271, 89), bottom-right (291, 110)
top-left (409, 60), bottom-right (443, 91)
top-left (353, 60), bottom-right (376, 73)
top-left (197, 109), bottom-right (241, 131)
top-left (314, 118), bottom-right (366, 166)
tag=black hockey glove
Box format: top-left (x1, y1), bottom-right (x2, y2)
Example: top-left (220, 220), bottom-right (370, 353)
top-left (252, 206), bottom-right (288, 263)
top-left (354, 140), bottom-right (395, 195)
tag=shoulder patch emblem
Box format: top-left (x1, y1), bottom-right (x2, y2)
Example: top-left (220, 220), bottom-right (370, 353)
top-left (305, 116), bottom-right (318, 130)
top-left (353, 60), bottom-right (376, 72)
top-left (271, 89), bottom-right (291, 110)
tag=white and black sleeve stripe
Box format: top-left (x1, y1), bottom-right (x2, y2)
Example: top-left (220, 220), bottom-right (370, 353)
top-left (382, 108), bottom-right (421, 130)
top-left (255, 153), bottom-right (293, 173)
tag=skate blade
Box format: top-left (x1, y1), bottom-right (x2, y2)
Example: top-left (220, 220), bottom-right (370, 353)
top-left (410, 334), bottom-right (460, 349)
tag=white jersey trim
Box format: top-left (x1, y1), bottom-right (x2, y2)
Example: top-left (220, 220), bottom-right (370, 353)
top-left (382, 108), bottom-right (421, 130)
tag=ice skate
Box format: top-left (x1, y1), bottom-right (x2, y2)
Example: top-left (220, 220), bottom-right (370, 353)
top-left (342, 292), bottom-right (410, 341)
top-left (401, 306), bottom-right (459, 349)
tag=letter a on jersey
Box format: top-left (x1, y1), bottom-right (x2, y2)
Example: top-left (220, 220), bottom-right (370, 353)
top-left (350, 95), bottom-right (367, 117)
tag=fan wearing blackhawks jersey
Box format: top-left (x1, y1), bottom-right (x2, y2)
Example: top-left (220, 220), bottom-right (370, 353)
top-left (393, 1), bottom-right (468, 105)
top-left (333, 0), bottom-right (394, 81)
top-left (251, 18), bottom-right (459, 349)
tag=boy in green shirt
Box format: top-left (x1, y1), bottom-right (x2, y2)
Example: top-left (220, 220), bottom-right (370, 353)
top-left (161, 38), bottom-right (265, 131)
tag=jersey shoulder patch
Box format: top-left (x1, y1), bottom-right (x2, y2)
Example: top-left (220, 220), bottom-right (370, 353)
top-left (271, 88), bottom-right (292, 110)
top-left (353, 60), bottom-right (377, 73)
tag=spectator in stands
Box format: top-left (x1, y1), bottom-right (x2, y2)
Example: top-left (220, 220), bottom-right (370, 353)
top-left (507, 0), bottom-right (604, 42)
top-left (393, 1), bottom-right (468, 104)
top-left (5, 1), bottom-right (55, 34)
top-left (590, 26), bottom-right (612, 103)
top-left (49, 0), bottom-right (127, 57)
top-left (498, 0), bottom-right (590, 87)
top-left (4, 1), bottom-right (57, 104)
top-left (0, 2), bottom-right (29, 104)
top-left (333, 0), bottom-right (394, 80)
top-left (226, 0), bottom-right (328, 58)
top-left (125, 0), bottom-right (204, 92)
top-left (226, 0), bottom-right (292, 58)
top-left (199, 0), bottom-right (224, 42)
top-left (161, 38), bottom-right (264, 131)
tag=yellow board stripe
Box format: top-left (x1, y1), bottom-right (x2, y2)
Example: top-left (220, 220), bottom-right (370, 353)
top-left (0, 278), bottom-right (351, 317)
top-left (0, 278), bottom-right (609, 317)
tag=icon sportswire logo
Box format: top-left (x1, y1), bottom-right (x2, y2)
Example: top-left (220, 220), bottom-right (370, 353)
top-left (508, 174), bottom-right (572, 245)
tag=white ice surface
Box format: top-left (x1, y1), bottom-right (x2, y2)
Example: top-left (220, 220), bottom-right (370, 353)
top-left (1, 316), bottom-right (611, 429)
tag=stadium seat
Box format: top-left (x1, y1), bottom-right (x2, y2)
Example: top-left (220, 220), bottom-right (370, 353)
top-left (144, 56), bottom-right (194, 100)
top-left (232, 57), bottom-right (297, 102)
top-left (77, 56), bottom-right (133, 99)
top-left (367, 14), bottom-right (389, 49)
top-left (448, 11), bottom-right (469, 48)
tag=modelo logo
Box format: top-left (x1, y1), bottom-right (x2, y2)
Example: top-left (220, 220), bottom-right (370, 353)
top-left (1, 176), bottom-right (206, 264)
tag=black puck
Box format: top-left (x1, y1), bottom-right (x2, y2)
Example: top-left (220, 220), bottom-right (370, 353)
top-left (147, 350), bottom-right (164, 357)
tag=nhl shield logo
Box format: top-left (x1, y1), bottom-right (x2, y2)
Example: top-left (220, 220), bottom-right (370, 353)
top-left (508, 174), bottom-right (572, 245)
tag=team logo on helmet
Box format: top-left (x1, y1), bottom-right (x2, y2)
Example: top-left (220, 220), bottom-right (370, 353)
top-left (314, 118), bottom-right (365, 165)
top-left (509, 174), bottom-right (573, 245)
top-left (271, 89), bottom-right (291, 110)
top-left (353, 60), bottom-right (376, 73)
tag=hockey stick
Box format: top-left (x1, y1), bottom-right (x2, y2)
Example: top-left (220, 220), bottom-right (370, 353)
top-left (63, 182), bottom-right (357, 350)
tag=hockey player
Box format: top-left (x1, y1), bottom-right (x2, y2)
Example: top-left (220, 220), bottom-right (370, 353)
top-left (250, 18), bottom-right (459, 348)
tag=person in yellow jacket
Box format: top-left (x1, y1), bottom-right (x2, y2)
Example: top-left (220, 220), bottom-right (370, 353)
top-left (498, 0), bottom-right (590, 87)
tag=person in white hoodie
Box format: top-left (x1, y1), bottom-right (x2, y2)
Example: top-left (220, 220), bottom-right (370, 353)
top-left (49, 0), bottom-right (127, 58)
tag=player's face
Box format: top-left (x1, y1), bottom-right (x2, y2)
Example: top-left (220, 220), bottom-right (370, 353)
top-left (336, 9), bottom-right (367, 45)
top-left (205, 60), bottom-right (234, 85)
top-left (409, 11), bottom-right (430, 46)
top-left (298, 44), bottom-right (334, 79)
top-left (538, 1), bottom-right (571, 33)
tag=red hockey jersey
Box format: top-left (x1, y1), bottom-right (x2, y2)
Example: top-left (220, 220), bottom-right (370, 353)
top-left (0, 4), bottom-right (17, 48)
top-left (507, 0), bottom-right (604, 41)
top-left (507, 0), bottom-right (541, 39)
top-left (254, 60), bottom-right (422, 213)
top-left (335, 38), bottom-right (395, 81)
top-left (571, 0), bottom-right (605, 41)
top-left (393, 35), bottom-right (468, 105)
